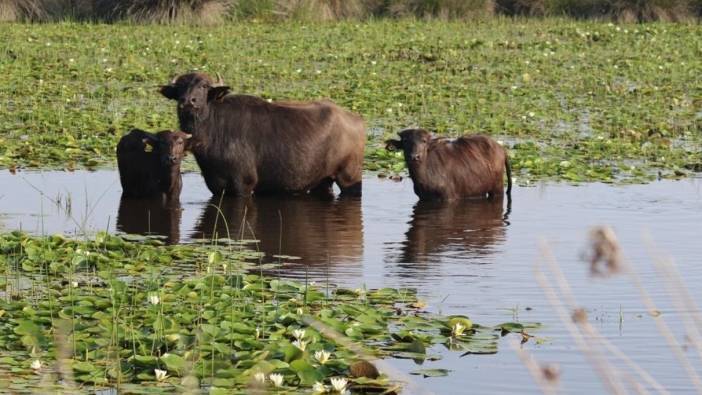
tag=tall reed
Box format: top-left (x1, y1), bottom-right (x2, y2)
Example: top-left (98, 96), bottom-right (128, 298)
top-left (93, 0), bottom-right (232, 24)
top-left (0, 0), bottom-right (45, 21)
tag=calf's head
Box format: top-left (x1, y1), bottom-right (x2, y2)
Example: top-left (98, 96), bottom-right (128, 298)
top-left (385, 128), bottom-right (432, 164)
top-left (144, 131), bottom-right (192, 167)
top-left (159, 72), bottom-right (230, 132)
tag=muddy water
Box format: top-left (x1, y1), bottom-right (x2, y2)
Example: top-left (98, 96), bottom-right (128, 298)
top-left (1, 170), bottom-right (701, 394)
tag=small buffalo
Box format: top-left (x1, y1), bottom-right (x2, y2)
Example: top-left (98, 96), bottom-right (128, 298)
top-left (116, 129), bottom-right (191, 199)
top-left (386, 128), bottom-right (512, 201)
top-left (159, 72), bottom-right (365, 197)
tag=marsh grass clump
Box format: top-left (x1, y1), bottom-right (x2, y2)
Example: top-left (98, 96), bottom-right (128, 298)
top-left (274, 0), bottom-right (370, 21)
top-left (95, 0), bottom-right (232, 24)
top-left (385, 0), bottom-right (494, 19)
top-left (39, 0), bottom-right (96, 21)
top-left (0, 0), bottom-right (45, 21)
top-left (229, 0), bottom-right (275, 19)
top-left (494, 0), bottom-right (699, 20)
top-left (604, 0), bottom-right (698, 22)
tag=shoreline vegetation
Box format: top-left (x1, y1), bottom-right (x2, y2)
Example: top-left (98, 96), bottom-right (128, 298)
top-left (1, 19), bottom-right (699, 183)
top-left (1, 0), bottom-right (702, 23)
top-left (0, 231), bottom-right (539, 394)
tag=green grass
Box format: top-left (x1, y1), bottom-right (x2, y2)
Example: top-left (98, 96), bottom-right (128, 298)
top-left (0, 19), bottom-right (700, 183)
top-left (0, 231), bottom-right (538, 393)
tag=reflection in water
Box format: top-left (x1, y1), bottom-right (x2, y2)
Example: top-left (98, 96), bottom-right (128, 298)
top-left (393, 197), bottom-right (509, 269)
top-left (116, 195), bottom-right (182, 244)
top-left (192, 195), bottom-right (363, 265)
top-left (2, 171), bottom-right (702, 394)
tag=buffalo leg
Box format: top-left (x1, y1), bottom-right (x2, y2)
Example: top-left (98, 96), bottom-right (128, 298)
top-left (337, 157), bottom-right (363, 198)
top-left (310, 177), bottom-right (335, 199)
top-left (203, 175), bottom-right (228, 197)
top-left (339, 181), bottom-right (362, 198)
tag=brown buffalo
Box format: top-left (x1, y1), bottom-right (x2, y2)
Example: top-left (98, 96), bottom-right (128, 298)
top-left (116, 129), bottom-right (191, 199)
top-left (159, 72), bottom-right (365, 197)
top-left (386, 128), bottom-right (512, 201)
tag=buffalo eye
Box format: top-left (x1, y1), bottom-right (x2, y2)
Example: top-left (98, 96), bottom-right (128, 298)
top-left (202, 84), bottom-right (210, 89)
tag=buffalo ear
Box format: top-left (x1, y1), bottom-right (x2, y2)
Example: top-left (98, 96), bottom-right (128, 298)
top-left (208, 86), bottom-right (231, 102)
top-left (160, 85), bottom-right (179, 100)
top-left (385, 139), bottom-right (402, 151)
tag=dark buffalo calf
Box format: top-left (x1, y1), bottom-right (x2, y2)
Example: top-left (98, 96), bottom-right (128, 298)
top-left (160, 72), bottom-right (365, 198)
top-left (116, 129), bottom-right (191, 198)
top-left (386, 128), bottom-right (512, 201)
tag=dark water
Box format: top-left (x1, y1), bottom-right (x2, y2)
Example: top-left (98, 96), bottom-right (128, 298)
top-left (1, 170), bottom-right (701, 394)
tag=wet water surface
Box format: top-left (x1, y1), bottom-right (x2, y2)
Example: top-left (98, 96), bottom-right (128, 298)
top-left (1, 170), bottom-right (701, 394)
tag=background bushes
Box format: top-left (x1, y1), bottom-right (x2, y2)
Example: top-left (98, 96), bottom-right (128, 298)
top-left (0, 0), bottom-right (700, 22)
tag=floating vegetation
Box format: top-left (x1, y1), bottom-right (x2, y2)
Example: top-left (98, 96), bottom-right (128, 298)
top-left (0, 232), bottom-right (539, 393)
top-left (0, 20), bottom-right (700, 183)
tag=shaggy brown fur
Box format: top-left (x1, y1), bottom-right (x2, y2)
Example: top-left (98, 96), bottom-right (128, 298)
top-left (386, 128), bottom-right (511, 201)
top-left (160, 72), bottom-right (365, 197)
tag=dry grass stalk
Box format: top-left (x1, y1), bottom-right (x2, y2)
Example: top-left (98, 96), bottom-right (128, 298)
top-left (95, 0), bottom-right (231, 24)
top-left (547, 233), bottom-right (680, 394)
top-left (274, 0), bottom-right (368, 21)
top-left (0, 0), bottom-right (45, 21)
top-left (612, 243), bottom-right (702, 390)
top-left (535, 245), bottom-right (629, 395)
top-left (644, 233), bottom-right (702, 373)
top-left (587, 226), bottom-right (623, 277)
top-left (388, 0), bottom-right (493, 19)
top-left (525, 227), bottom-right (702, 395)
top-left (509, 338), bottom-right (559, 395)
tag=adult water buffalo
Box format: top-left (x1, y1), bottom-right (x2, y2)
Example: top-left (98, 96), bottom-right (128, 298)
top-left (386, 128), bottom-right (512, 201)
top-left (160, 72), bottom-right (365, 197)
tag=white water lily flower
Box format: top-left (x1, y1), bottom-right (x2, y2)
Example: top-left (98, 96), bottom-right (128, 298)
top-left (330, 377), bottom-right (348, 393)
top-left (30, 360), bottom-right (42, 371)
top-left (154, 368), bottom-right (168, 381)
top-left (314, 350), bottom-right (331, 365)
top-left (312, 381), bottom-right (328, 394)
top-left (148, 293), bottom-right (160, 305)
top-left (253, 372), bottom-right (266, 384)
top-left (269, 373), bottom-right (284, 387)
top-left (292, 329), bottom-right (306, 341)
top-left (292, 339), bottom-right (308, 351)
top-left (452, 322), bottom-right (466, 337)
